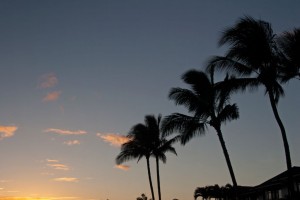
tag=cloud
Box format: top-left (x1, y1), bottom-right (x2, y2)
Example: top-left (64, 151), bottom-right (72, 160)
top-left (53, 177), bottom-right (79, 183)
top-left (46, 159), bottom-right (69, 171)
top-left (44, 128), bottom-right (87, 135)
top-left (38, 73), bottom-right (58, 88)
top-left (97, 133), bottom-right (130, 147)
top-left (114, 164), bottom-right (130, 171)
top-left (64, 140), bottom-right (80, 146)
top-left (43, 91), bottom-right (62, 102)
top-left (46, 159), bottom-right (69, 170)
top-left (0, 125), bottom-right (18, 140)
top-left (46, 159), bottom-right (59, 163)
top-left (47, 163), bottom-right (69, 171)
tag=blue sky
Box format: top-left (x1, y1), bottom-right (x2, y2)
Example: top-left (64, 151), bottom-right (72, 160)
top-left (0, 1), bottom-right (299, 200)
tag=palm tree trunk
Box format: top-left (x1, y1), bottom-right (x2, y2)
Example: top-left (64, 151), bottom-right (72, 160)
top-left (268, 92), bottom-right (294, 199)
top-left (156, 156), bottom-right (162, 200)
top-left (215, 127), bottom-right (238, 189)
top-left (146, 157), bottom-right (155, 200)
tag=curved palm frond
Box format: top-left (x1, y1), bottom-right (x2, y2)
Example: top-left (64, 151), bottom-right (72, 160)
top-left (277, 28), bottom-right (300, 82)
top-left (182, 70), bottom-right (212, 96)
top-left (220, 16), bottom-right (275, 68)
top-left (206, 56), bottom-right (253, 76)
top-left (161, 113), bottom-right (207, 145)
top-left (169, 87), bottom-right (208, 114)
top-left (217, 104), bottom-right (239, 124)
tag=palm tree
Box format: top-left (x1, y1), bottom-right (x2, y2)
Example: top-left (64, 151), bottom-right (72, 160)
top-left (116, 115), bottom-right (179, 200)
top-left (140, 115), bottom-right (179, 200)
top-left (116, 122), bottom-right (156, 200)
top-left (162, 70), bottom-right (239, 189)
top-left (206, 16), bottom-right (298, 198)
top-left (277, 28), bottom-right (300, 82)
top-left (148, 114), bottom-right (179, 200)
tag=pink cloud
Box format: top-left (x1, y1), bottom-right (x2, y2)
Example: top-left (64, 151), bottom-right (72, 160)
top-left (114, 164), bottom-right (130, 171)
top-left (43, 91), bottom-right (62, 102)
top-left (64, 140), bottom-right (80, 146)
top-left (0, 125), bottom-right (18, 140)
top-left (44, 128), bottom-right (87, 135)
top-left (97, 133), bottom-right (131, 147)
top-left (53, 177), bottom-right (79, 183)
top-left (38, 73), bottom-right (58, 88)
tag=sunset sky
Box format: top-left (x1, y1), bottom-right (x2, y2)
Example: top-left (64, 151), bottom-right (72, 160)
top-left (0, 1), bottom-right (300, 200)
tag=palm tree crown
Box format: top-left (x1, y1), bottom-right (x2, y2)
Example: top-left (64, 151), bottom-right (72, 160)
top-left (162, 69), bottom-right (239, 188)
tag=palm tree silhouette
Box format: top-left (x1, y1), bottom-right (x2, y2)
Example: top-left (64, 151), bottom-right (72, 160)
top-left (277, 28), bottom-right (300, 82)
top-left (206, 16), bottom-right (298, 198)
top-left (116, 114), bottom-right (179, 200)
top-left (148, 114), bottom-right (179, 200)
top-left (116, 121), bottom-right (156, 200)
top-left (162, 69), bottom-right (239, 189)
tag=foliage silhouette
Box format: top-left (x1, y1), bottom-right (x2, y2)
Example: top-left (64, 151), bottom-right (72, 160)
top-left (206, 16), bottom-right (300, 199)
top-left (162, 69), bottom-right (239, 189)
top-left (116, 114), bottom-right (179, 200)
top-left (194, 184), bottom-right (234, 200)
top-left (116, 122), bottom-right (156, 200)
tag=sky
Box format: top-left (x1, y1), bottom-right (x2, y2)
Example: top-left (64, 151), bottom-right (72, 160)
top-left (0, 0), bottom-right (300, 200)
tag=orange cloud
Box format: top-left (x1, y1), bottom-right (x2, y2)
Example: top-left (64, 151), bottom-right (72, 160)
top-left (53, 177), bottom-right (79, 182)
top-left (46, 159), bottom-right (59, 163)
top-left (47, 163), bottom-right (69, 171)
top-left (0, 125), bottom-right (18, 140)
top-left (46, 159), bottom-right (69, 170)
top-left (38, 73), bottom-right (58, 88)
top-left (44, 128), bottom-right (87, 135)
top-left (114, 164), bottom-right (130, 171)
top-left (64, 140), bottom-right (80, 146)
top-left (43, 91), bottom-right (62, 102)
top-left (97, 133), bottom-right (130, 147)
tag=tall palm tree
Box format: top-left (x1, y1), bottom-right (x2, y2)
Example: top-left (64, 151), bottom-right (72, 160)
top-left (206, 16), bottom-right (298, 198)
top-left (116, 122), bottom-right (156, 200)
top-left (116, 115), bottom-right (179, 200)
top-left (148, 114), bottom-right (179, 200)
top-left (162, 70), bottom-right (239, 189)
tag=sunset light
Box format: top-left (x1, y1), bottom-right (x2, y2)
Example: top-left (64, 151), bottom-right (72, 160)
top-left (0, 1), bottom-right (299, 200)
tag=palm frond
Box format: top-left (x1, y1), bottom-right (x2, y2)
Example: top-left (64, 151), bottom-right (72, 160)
top-left (161, 113), bottom-right (207, 145)
top-left (182, 70), bottom-right (212, 95)
top-left (215, 77), bottom-right (260, 95)
top-left (277, 28), bottom-right (300, 82)
top-left (206, 56), bottom-right (253, 76)
top-left (169, 87), bottom-right (205, 113)
top-left (217, 104), bottom-right (239, 124)
top-left (220, 16), bottom-right (275, 69)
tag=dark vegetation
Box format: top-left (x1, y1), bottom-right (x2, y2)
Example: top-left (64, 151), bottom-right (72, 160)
top-left (116, 16), bottom-right (300, 200)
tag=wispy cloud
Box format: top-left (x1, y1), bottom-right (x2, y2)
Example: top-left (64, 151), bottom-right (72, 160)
top-left (46, 159), bottom-right (59, 163)
top-left (64, 140), bottom-right (80, 146)
top-left (44, 128), bottom-right (87, 135)
top-left (47, 163), bottom-right (69, 171)
top-left (38, 73), bottom-right (58, 88)
top-left (53, 177), bottom-right (79, 183)
top-left (97, 133), bottom-right (130, 147)
top-left (114, 164), bottom-right (130, 171)
top-left (0, 125), bottom-right (18, 140)
top-left (46, 159), bottom-right (69, 171)
top-left (43, 91), bottom-right (62, 102)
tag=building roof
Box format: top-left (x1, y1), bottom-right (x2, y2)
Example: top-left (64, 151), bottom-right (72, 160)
top-left (255, 166), bottom-right (300, 190)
